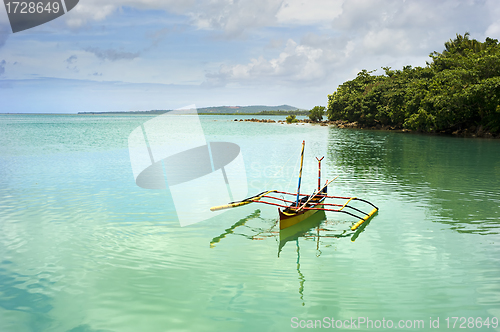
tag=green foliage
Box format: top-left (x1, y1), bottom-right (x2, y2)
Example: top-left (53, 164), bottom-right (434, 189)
top-left (327, 34), bottom-right (500, 134)
top-left (308, 106), bottom-right (326, 122)
top-left (286, 115), bottom-right (299, 124)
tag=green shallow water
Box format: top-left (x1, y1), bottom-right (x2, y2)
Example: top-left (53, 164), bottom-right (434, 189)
top-left (0, 114), bottom-right (499, 331)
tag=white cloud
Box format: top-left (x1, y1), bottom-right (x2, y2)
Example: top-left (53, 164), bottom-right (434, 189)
top-left (484, 0), bottom-right (500, 39)
top-left (188, 0), bottom-right (283, 36)
top-left (362, 29), bottom-right (413, 55)
top-left (61, 0), bottom-right (341, 36)
top-left (63, 0), bottom-right (283, 36)
top-left (64, 0), bottom-right (195, 28)
top-left (63, 0), bottom-right (341, 35)
top-left (204, 0), bottom-right (500, 87)
top-left (486, 23), bottom-right (500, 38)
top-left (54, 0), bottom-right (500, 43)
top-left (276, 0), bottom-right (343, 25)
top-left (205, 37), bottom-right (344, 86)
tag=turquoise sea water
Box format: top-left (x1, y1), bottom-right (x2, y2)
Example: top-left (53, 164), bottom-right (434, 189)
top-left (0, 114), bottom-right (499, 332)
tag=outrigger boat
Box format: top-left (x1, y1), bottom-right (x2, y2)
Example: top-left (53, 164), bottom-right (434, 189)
top-left (210, 141), bottom-right (378, 231)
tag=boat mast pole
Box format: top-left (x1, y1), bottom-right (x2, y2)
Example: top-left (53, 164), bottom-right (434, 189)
top-left (316, 156), bottom-right (324, 191)
top-left (295, 141), bottom-right (305, 206)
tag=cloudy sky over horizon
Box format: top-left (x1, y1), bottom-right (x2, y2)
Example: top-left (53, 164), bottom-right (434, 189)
top-left (0, 0), bottom-right (499, 113)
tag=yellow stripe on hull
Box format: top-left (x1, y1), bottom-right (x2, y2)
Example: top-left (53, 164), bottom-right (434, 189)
top-left (279, 204), bottom-right (324, 230)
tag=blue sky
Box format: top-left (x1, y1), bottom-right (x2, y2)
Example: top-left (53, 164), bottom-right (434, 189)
top-left (0, 0), bottom-right (499, 113)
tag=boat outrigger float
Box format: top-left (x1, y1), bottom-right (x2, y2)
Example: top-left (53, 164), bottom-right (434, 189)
top-left (210, 141), bottom-right (378, 230)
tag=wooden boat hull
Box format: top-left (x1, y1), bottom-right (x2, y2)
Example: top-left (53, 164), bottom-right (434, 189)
top-left (278, 197), bottom-right (326, 230)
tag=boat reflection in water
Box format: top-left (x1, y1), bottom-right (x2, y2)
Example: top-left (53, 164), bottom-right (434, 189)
top-left (210, 208), bottom-right (376, 305)
top-left (209, 209), bottom-right (262, 248)
top-left (276, 210), bottom-right (375, 305)
top-left (209, 207), bottom-right (376, 249)
top-left (277, 207), bottom-right (377, 254)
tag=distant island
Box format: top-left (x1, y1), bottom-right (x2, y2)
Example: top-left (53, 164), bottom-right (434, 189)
top-left (77, 105), bottom-right (308, 115)
top-left (78, 34), bottom-right (499, 139)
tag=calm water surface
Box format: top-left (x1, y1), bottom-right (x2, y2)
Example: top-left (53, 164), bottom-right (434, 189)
top-left (0, 114), bottom-right (499, 331)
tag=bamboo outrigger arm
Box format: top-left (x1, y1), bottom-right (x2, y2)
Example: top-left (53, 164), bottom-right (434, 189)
top-left (349, 197), bottom-right (379, 230)
top-left (351, 207), bottom-right (378, 230)
top-left (210, 190), bottom-right (277, 211)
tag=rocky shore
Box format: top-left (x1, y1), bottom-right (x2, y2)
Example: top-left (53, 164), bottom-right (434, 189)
top-left (236, 118), bottom-right (499, 138)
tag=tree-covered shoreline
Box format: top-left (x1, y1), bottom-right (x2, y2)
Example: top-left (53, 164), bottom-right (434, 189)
top-left (326, 34), bottom-right (500, 137)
